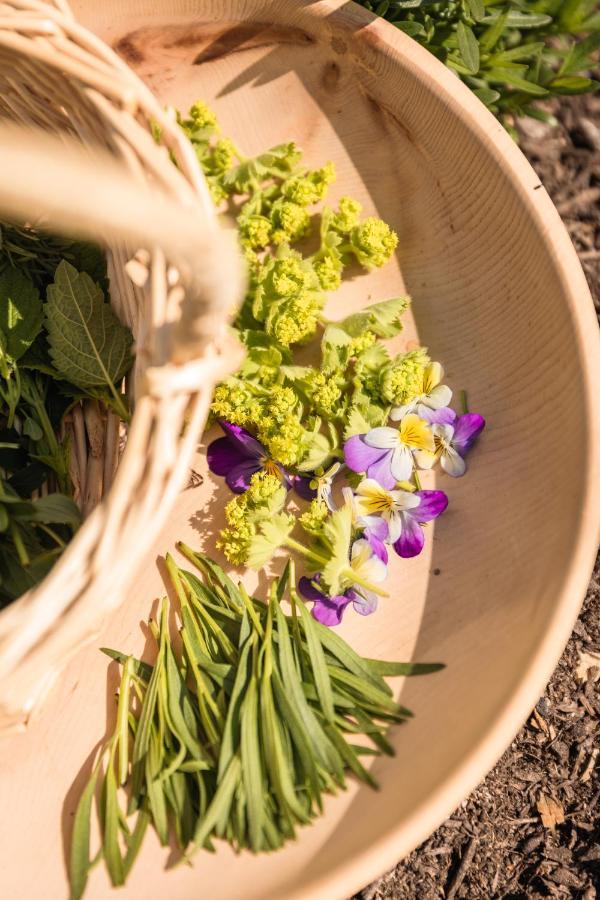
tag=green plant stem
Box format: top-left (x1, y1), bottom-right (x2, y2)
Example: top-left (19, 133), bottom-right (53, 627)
top-left (283, 536), bottom-right (327, 568)
top-left (10, 521), bottom-right (29, 566)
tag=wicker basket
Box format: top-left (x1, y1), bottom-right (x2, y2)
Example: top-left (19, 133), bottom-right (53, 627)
top-left (0, 0), bottom-right (244, 732)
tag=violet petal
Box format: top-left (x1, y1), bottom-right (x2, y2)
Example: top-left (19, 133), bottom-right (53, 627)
top-left (293, 474), bottom-right (317, 501)
top-left (219, 420), bottom-right (265, 459)
top-left (414, 490), bottom-right (449, 522)
top-left (207, 436), bottom-right (248, 477)
top-left (344, 434), bottom-right (387, 474)
top-left (393, 514), bottom-right (425, 558)
top-left (311, 594), bottom-right (352, 627)
top-left (225, 458), bottom-right (262, 493)
top-left (452, 413), bottom-right (485, 452)
top-left (298, 576), bottom-right (326, 603)
top-left (367, 451), bottom-right (398, 490)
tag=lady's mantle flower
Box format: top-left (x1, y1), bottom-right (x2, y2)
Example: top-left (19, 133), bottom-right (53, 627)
top-left (344, 415), bottom-right (434, 490)
top-left (354, 478), bottom-right (448, 558)
top-left (299, 573), bottom-right (377, 626)
top-left (389, 361), bottom-right (454, 425)
top-left (415, 413), bottom-right (486, 477)
top-left (207, 421), bottom-right (291, 493)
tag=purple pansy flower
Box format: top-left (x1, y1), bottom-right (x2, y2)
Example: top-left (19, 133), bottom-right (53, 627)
top-left (415, 413), bottom-right (486, 477)
top-left (207, 421), bottom-right (292, 493)
top-left (299, 574), bottom-right (378, 627)
top-left (344, 415), bottom-right (435, 490)
top-left (353, 478), bottom-right (448, 558)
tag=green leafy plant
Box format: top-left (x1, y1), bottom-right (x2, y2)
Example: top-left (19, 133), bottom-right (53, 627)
top-left (355, 0), bottom-right (600, 129)
top-left (69, 548), bottom-right (443, 898)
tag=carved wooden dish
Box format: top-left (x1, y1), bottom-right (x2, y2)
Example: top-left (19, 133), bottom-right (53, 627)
top-left (1, 2), bottom-right (598, 898)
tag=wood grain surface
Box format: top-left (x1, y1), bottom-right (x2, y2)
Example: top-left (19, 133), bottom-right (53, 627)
top-left (1, 2), bottom-right (599, 899)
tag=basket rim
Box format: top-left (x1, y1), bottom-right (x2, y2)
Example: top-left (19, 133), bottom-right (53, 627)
top-left (259, 3), bottom-right (600, 898)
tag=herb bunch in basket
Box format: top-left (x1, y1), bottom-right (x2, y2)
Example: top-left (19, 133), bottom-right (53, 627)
top-left (0, 224), bottom-right (133, 606)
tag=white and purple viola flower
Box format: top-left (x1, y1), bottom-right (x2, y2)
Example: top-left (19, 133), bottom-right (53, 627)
top-left (344, 414), bottom-right (434, 490)
top-left (299, 573), bottom-right (378, 626)
top-left (207, 421), bottom-right (291, 493)
top-left (390, 362), bottom-right (455, 425)
top-left (415, 413), bottom-right (485, 477)
top-left (353, 478), bottom-right (448, 558)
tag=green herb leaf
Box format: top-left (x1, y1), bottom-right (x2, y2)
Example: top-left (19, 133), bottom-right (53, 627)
top-left (45, 260), bottom-right (132, 394)
top-left (69, 755), bottom-right (102, 900)
top-left (0, 267), bottom-right (43, 364)
top-left (336, 296), bottom-right (410, 339)
top-left (457, 21), bottom-right (480, 74)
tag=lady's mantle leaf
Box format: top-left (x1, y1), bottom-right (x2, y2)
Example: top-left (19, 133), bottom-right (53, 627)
top-left (45, 261), bottom-right (132, 390)
top-left (0, 267), bottom-right (43, 363)
top-left (247, 513), bottom-right (294, 568)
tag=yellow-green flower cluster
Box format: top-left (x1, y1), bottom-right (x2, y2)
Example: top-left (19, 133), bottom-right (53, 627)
top-left (349, 217), bottom-right (399, 269)
top-left (304, 368), bottom-right (344, 417)
top-left (217, 471), bottom-right (287, 565)
top-left (282, 162), bottom-right (336, 206)
top-left (298, 499), bottom-right (329, 536)
top-left (255, 386), bottom-right (305, 467)
top-left (380, 348), bottom-right (430, 404)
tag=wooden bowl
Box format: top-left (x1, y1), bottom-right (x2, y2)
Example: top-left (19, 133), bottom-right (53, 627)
top-left (1, 2), bottom-right (599, 898)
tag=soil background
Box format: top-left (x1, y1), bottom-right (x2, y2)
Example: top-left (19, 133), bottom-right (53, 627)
top-left (355, 94), bottom-right (600, 900)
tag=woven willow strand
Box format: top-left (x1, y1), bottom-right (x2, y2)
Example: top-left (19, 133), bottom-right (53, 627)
top-left (0, 0), bottom-right (244, 731)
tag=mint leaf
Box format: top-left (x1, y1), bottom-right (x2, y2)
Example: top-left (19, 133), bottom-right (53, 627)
top-left (45, 261), bottom-right (132, 392)
top-left (336, 296), bottom-right (410, 339)
top-left (0, 267), bottom-right (43, 364)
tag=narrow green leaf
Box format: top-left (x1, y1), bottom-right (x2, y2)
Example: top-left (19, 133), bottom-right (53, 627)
top-left (295, 597), bottom-right (335, 724)
top-left (69, 755), bottom-right (102, 900)
top-left (364, 659), bottom-right (446, 677)
top-left (103, 754), bottom-right (125, 886)
top-left (456, 21), bottom-right (480, 74)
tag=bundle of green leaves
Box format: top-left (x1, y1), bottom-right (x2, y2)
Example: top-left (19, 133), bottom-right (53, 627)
top-left (355, 0), bottom-right (599, 132)
top-left (70, 547), bottom-right (443, 898)
top-left (0, 227), bottom-right (133, 605)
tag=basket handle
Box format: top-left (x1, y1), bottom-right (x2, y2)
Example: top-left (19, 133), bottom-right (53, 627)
top-left (0, 124), bottom-right (244, 364)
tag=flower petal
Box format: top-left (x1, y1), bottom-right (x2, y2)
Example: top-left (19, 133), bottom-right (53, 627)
top-left (441, 446), bottom-right (466, 477)
top-left (427, 384), bottom-right (453, 410)
top-left (414, 490), bottom-right (448, 521)
top-left (311, 595), bottom-right (351, 627)
top-left (351, 590), bottom-right (378, 617)
top-left (399, 414), bottom-right (435, 452)
top-left (390, 445), bottom-right (414, 482)
top-left (452, 413), bottom-right (486, 452)
top-left (219, 421), bottom-right (265, 459)
top-left (298, 575), bottom-right (327, 603)
top-left (292, 475), bottom-right (317, 501)
top-left (389, 402), bottom-right (413, 422)
top-left (225, 458), bottom-right (262, 493)
top-left (422, 405), bottom-right (457, 425)
top-left (423, 362), bottom-right (443, 394)
top-left (361, 514), bottom-right (389, 543)
top-left (344, 434), bottom-right (387, 474)
top-left (207, 436), bottom-right (248, 477)
top-left (414, 448), bottom-right (437, 470)
top-left (367, 451), bottom-right (397, 490)
top-left (363, 426), bottom-right (400, 450)
top-left (393, 515), bottom-right (425, 558)
top-left (366, 532), bottom-right (389, 564)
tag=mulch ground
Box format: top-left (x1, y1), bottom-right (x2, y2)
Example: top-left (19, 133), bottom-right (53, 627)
top-left (356, 94), bottom-right (600, 900)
